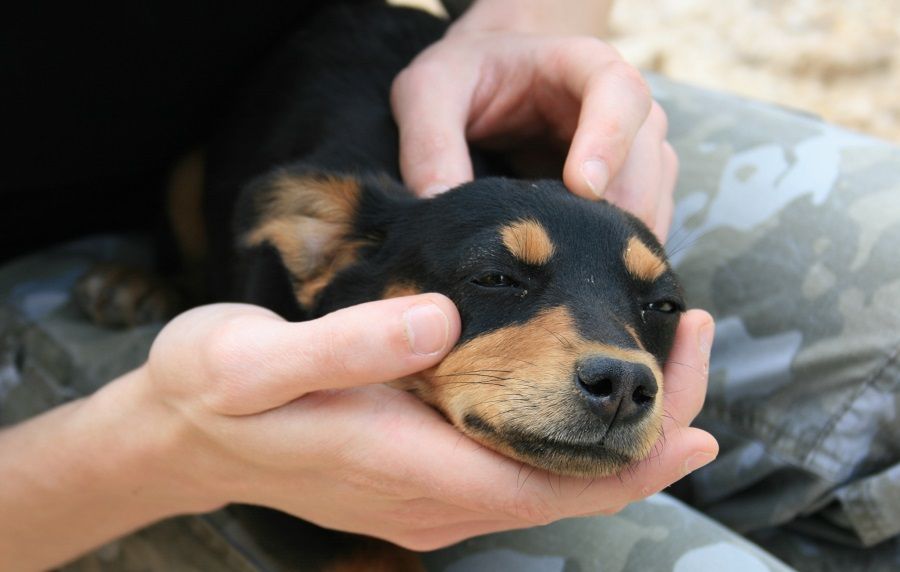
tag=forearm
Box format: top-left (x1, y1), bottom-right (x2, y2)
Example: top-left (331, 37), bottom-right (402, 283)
top-left (0, 368), bottom-right (212, 571)
top-left (451, 0), bottom-right (614, 37)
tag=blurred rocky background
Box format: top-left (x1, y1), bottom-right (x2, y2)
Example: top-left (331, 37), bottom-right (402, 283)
top-left (609, 0), bottom-right (900, 142)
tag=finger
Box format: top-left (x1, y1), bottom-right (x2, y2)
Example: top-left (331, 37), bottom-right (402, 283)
top-left (391, 60), bottom-right (475, 196)
top-left (570, 426), bottom-right (718, 514)
top-left (552, 41), bottom-right (652, 199)
top-left (277, 374), bottom-right (715, 525)
top-left (444, 426), bottom-right (717, 525)
top-left (204, 295), bottom-right (461, 415)
top-left (661, 309), bottom-right (714, 427)
top-left (603, 102), bottom-right (669, 227)
top-left (654, 142), bottom-right (678, 242)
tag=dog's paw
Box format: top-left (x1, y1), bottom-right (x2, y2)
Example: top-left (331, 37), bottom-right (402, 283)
top-left (74, 264), bottom-right (181, 328)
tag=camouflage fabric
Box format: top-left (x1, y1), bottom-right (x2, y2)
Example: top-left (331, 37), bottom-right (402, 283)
top-left (422, 494), bottom-right (792, 571)
top-left (3, 71), bottom-right (900, 570)
top-left (652, 73), bottom-right (900, 570)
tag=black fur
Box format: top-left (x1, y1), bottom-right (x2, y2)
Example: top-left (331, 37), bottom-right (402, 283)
top-left (200, 2), bottom-right (684, 568)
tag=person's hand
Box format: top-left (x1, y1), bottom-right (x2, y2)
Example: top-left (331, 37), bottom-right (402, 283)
top-left (125, 299), bottom-right (716, 550)
top-left (392, 30), bottom-right (677, 241)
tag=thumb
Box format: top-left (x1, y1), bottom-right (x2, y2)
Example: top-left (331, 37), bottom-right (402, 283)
top-left (203, 295), bottom-right (461, 415)
top-left (392, 63), bottom-right (474, 196)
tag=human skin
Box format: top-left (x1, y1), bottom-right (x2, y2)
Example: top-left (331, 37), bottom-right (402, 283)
top-left (0, 1), bottom-right (716, 570)
top-left (0, 299), bottom-right (716, 571)
top-left (393, 0), bottom-right (677, 240)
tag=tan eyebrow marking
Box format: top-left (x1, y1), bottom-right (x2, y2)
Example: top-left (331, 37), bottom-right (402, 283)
top-left (624, 236), bottom-right (667, 281)
top-left (501, 219), bottom-right (556, 266)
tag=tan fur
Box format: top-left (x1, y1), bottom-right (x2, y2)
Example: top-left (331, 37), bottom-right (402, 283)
top-left (242, 173), bottom-right (366, 307)
top-left (295, 238), bottom-right (367, 308)
top-left (623, 236), bottom-right (667, 281)
top-left (381, 281), bottom-right (421, 300)
top-left (411, 307), bottom-right (663, 476)
top-left (501, 219), bottom-right (556, 266)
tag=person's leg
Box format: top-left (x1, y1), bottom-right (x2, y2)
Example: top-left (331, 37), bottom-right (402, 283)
top-left (652, 74), bottom-right (900, 569)
top-left (423, 493), bottom-right (794, 571)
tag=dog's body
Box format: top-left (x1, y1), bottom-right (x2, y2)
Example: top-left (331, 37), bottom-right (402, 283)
top-left (202, 4), bottom-right (450, 313)
top-left (78, 3), bottom-right (684, 569)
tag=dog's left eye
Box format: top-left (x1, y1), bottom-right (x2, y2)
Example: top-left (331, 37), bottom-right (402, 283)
top-left (472, 273), bottom-right (520, 289)
top-left (644, 300), bottom-right (682, 314)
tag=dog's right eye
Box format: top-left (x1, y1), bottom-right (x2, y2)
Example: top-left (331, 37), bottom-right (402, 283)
top-left (472, 273), bottom-right (520, 289)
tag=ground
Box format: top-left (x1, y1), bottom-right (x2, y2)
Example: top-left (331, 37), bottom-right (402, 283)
top-left (608, 0), bottom-right (900, 143)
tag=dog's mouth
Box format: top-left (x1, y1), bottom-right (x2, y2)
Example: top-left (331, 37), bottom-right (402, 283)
top-left (400, 306), bottom-right (670, 478)
top-left (461, 412), bottom-right (654, 477)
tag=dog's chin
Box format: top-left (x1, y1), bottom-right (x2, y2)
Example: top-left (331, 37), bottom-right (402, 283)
top-left (389, 375), bottom-right (661, 477)
top-left (461, 412), bottom-right (659, 478)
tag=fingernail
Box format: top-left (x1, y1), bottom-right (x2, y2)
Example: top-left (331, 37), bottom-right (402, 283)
top-left (698, 320), bottom-right (715, 372)
top-left (423, 184), bottom-right (451, 198)
top-left (682, 452), bottom-right (715, 477)
top-left (581, 159), bottom-right (609, 198)
top-left (404, 303), bottom-right (450, 356)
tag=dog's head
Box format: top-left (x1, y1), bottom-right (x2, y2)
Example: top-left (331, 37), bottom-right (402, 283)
top-left (240, 169), bottom-right (684, 477)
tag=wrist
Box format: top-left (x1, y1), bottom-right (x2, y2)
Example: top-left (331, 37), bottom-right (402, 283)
top-left (449, 0), bottom-right (613, 38)
top-left (0, 366), bottom-right (225, 570)
top-left (76, 365), bottom-right (227, 517)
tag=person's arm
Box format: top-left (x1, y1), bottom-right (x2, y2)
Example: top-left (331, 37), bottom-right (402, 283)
top-left (0, 297), bottom-right (716, 571)
top-left (394, 0), bottom-right (677, 240)
top-left (0, 297), bottom-right (458, 571)
top-left (450, 0), bottom-right (614, 37)
top-left (0, 369), bottom-right (217, 572)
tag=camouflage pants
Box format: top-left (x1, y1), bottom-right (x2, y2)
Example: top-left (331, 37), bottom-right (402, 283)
top-left (3, 74), bottom-right (899, 571)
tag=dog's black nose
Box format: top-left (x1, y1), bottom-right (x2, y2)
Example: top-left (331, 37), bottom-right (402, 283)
top-left (576, 356), bottom-right (657, 425)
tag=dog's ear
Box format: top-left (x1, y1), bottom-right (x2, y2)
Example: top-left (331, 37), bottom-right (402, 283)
top-left (239, 169), bottom-right (411, 308)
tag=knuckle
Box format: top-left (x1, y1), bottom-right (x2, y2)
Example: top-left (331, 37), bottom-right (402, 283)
top-left (591, 115), bottom-right (629, 152)
top-left (606, 60), bottom-right (652, 104)
top-left (648, 101), bottom-right (669, 137)
top-left (392, 58), bottom-right (441, 101)
top-left (609, 185), bottom-right (656, 226)
top-left (203, 315), bottom-right (253, 377)
top-left (198, 315), bottom-right (261, 411)
top-left (568, 36), bottom-right (618, 62)
top-left (664, 142), bottom-right (680, 180)
top-left (411, 130), bottom-right (454, 162)
top-left (663, 141), bottom-right (678, 165)
top-left (635, 202), bottom-right (658, 228)
top-left (544, 37), bottom-right (616, 79)
top-left (392, 65), bottom-right (416, 93)
top-left (390, 70), bottom-right (410, 101)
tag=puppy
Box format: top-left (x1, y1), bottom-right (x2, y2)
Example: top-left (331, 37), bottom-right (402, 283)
top-left (78, 2), bottom-right (683, 568)
top-left (203, 2), bottom-right (683, 478)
